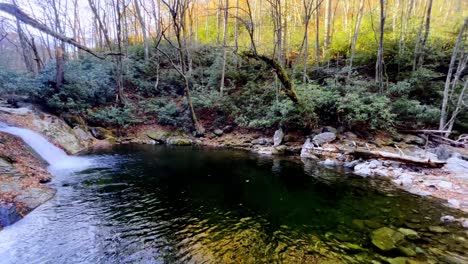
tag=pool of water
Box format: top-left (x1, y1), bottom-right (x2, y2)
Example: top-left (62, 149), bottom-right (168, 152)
top-left (0, 145), bottom-right (466, 263)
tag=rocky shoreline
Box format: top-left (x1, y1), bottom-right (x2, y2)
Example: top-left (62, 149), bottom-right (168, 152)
top-left (1, 103), bottom-right (467, 230)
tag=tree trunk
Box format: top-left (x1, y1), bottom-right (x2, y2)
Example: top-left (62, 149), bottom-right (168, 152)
top-left (220, 0), bottom-right (229, 97)
top-left (347, 0), bottom-right (364, 79)
top-left (376, 0), bottom-right (386, 95)
top-left (439, 18), bottom-right (468, 131)
top-left (134, 0), bottom-right (149, 60)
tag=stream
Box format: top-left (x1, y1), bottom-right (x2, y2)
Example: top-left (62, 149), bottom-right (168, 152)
top-left (0, 143), bottom-right (467, 263)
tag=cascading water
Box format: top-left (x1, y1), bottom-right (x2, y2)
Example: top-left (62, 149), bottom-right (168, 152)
top-left (0, 121), bottom-right (91, 170)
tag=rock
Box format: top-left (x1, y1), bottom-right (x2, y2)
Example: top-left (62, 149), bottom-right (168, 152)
top-left (403, 135), bottom-right (426, 146)
top-left (370, 227), bottom-right (404, 251)
top-left (344, 160), bottom-right (360, 169)
top-left (147, 131), bottom-right (169, 143)
top-left (427, 226), bottom-right (449, 234)
top-left (0, 203), bottom-right (22, 227)
top-left (322, 126), bottom-right (337, 134)
top-left (440, 215), bottom-right (456, 223)
top-left (222, 125), bottom-right (234, 133)
top-left (15, 187), bottom-right (55, 210)
top-left (319, 159), bottom-right (340, 167)
top-left (73, 126), bottom-right (91, 141)
top-left (272, 145), bottom-right (287, 155)
top-left (444, 155), bottom-right (468, 180)
top-left (256, 147), bottom-right (274, 155)
top-left (354, 163), bottom-right (372, 177)
top-left (447, 199), bottom-right (460, 208)
top-left (213, 129), bottom-right (224, 137)
top-left (440, 255), bottom-right (468, 264)
top-left (460, 219), bottom-right (468, 228)
top-left (425, 180), bottom-right (453, 190)
top-left (166, 136), bottom-right (192, 146)
top-left (300, 138), bottom-right (318, 159)
top-left (312, 132), bottom-right (336, 146)
top-left (89, 127), bottom-right (114, 140)
top-left (0, 106), bottom-right (31, 116)
top-left (433, 145), bottom-right (453, 160)
top-left (387, 257), bottom-right (410, 264)
top-left (252, 137), bottom-right (271, 146)
top-left (398, 246), bottom-right (417, 257)
top-left (32, 116), bottom-right (85, 154)
top-left (397, 228), bottom-right (419, 240)
top-left (393, 173), bottom-right (414, 188)
top-left (342, 131), bottom-right (358, 139)
top-left (368, 160), bottom-right (382, 169)
top-left (273, 128), bottom-right (284, 146)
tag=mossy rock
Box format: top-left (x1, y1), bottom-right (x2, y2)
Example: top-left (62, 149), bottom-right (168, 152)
top-left (147, 131), bottom-right (170, 143)
top-left (371, 227), bottom-right (405, 251)
top-left (166, 136), bottom-right (192, 146)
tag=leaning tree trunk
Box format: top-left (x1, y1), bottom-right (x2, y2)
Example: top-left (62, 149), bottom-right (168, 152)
top-left (243, 52), bottom-right (299, 104)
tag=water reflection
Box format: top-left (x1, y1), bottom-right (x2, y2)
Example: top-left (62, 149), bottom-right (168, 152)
top-left (0, 145), bottom-right (466, 263)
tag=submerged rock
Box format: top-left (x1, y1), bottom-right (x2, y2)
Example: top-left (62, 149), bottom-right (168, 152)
top-left (370, 227), bottom-right (404, 251)
top-left (397, 228), bottom-right (419, 240)
top-left (427, 226), bottom-right (449, 234)
top-left (312, 132), bottom-right (336, 146)
top-left (0, 203), bottom-right (22, 227)
top-left (300, 138), bottom-right (318, 159)
top-left (273, 128), bottom-right (284, 147)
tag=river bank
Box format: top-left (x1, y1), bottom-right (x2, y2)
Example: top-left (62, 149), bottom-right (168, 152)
top-left (0, 102), bottom-right (467, 230)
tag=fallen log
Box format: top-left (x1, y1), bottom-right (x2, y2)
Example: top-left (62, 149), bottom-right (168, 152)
top-left (430, 134), bottom-right (466, 148)
top-left (351, 150), bottom-right (446, 168)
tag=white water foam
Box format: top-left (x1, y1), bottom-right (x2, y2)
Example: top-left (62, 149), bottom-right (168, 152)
top-left (0, 122), bottom-right (92, 170)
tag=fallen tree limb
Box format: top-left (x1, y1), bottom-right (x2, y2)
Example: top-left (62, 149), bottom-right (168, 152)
top-left (351, 150), bottom-right (446, 168)
top-left (398, 129), bottom-right (451, 134)
top-left (430, 134), bottom-right (466, 148)
top-left (0, 3), bottom-right (105, 59)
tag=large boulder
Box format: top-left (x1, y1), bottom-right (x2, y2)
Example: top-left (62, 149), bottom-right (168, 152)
top-left (273, 128), bottom-right (284, 146)
top-left (73, 126), bottom-right (91, 141)
top-left (300, 138), bottom-right (319, 160)
top-left (32, 116), bottom-right (85, 154)
top-left (147, 131), bottom-right (169, 143)
top-left (166, 136), bottom-right (192, 146)
top-left (371, 227), bottom-right (405, 251)
top-left (312, 132), bottom-right (336, 146)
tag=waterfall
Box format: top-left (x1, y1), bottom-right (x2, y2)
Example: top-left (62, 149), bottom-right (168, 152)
top-left (0, 122), bottom-right (91, 170)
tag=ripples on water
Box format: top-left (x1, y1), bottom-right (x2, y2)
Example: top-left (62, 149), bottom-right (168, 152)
top-left (0, 145), bottom-right (466, 263)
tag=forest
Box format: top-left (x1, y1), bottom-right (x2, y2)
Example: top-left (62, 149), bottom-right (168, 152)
top-left (0, 0), bottom-right (467, 138)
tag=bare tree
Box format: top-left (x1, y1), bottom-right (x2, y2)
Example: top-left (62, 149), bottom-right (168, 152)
top-left (347, 0), bottom-right (364, 79)
top-left (413, 0), bottom-right (432, 70)
top-left (376, 0), bottom-right (387, 95)
top-left (220, 0), bottom-right (229, 97)
top-left (439, 18), bottom-right (468, 135)
top-left (158, 0), bottom-right (205, 135)
top-left (134, 0), bottom-right (149, 60)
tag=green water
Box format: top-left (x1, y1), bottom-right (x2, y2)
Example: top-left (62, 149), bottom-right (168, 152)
top-left (0, 144), bottom-right (466, 263)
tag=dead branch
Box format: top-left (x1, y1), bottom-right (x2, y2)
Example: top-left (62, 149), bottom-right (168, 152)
top-left (351, 150), bottom-right (446, 168)
top-left (0, 3), bottom-right (110, 59)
